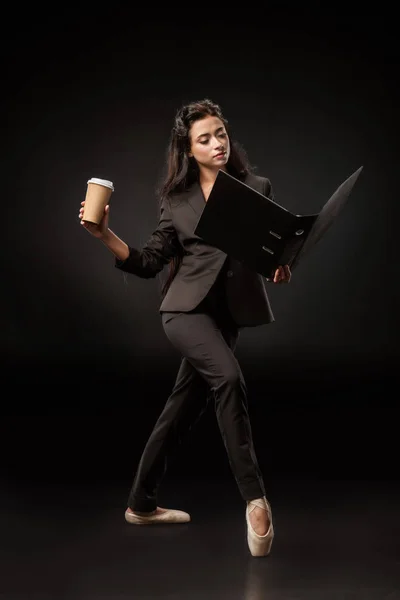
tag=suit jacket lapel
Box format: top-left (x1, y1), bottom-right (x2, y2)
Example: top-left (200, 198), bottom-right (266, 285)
top-left (187, 181), bottom-right (206, 217)
top-left (187, 172), bottom-right (254, 217)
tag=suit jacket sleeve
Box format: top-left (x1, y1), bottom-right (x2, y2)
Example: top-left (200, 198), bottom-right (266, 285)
top-left (115, 196), bottom-right (179, 278)
top-left (264, 177), bottom-right (274, 202)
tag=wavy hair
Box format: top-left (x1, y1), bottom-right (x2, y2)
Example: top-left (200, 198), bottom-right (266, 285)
top-left (157, 98), bottom-right (254, 298)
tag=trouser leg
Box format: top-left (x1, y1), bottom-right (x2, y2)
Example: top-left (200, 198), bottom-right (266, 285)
top-left (128, 355), bottom-right (209, 511)
top-left (162, 311), bottom-right (265, 503)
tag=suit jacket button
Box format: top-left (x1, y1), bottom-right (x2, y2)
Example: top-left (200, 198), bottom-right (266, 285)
top-left (227, 270), bottom-right (234, 277)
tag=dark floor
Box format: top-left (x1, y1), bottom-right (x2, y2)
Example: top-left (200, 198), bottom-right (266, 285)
top-left (1, 475), bottom-right (399, 599)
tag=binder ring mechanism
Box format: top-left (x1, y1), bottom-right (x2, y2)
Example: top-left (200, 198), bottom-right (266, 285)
top-left (262, 228), bottom-right (305, 255)
top-left (262, 229), bottom-right (282, 254)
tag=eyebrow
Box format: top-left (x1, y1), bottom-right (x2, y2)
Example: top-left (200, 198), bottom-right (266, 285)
top-left (196, 126), bottom-right (225, 141)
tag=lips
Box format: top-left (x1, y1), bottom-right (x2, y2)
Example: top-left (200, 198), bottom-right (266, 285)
top-left (214, 151), bottom-right (226, 158)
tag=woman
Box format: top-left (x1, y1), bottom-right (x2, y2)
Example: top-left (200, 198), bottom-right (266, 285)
top-left (78, 98), bottom-right (291, 557)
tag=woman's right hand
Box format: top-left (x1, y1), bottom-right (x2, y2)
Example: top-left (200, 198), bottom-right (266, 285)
top-left (79, 201), bottom-right (110, 239)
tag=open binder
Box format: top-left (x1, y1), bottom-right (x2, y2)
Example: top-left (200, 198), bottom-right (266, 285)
top-left (194, 166), bottom-right (363, 279)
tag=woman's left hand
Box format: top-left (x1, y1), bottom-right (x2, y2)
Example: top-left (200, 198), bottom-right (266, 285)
top-left (273, 264), bottom-right (292, 284)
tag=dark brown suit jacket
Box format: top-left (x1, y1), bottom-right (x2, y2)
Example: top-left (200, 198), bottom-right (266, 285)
top-left (115, 172), bottom-right (275, 327)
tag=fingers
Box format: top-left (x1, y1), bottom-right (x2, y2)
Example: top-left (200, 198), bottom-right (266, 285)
top-left (273, 265), bottom-right (284, 283)
top-left (79, 201), bottom-right (85, 221)
top-left (78, 201), bottom-right (108, 233)
top-left (79, 209), bottom-right (89, 225)
top-left (273, 265), bottom-right (292, 284)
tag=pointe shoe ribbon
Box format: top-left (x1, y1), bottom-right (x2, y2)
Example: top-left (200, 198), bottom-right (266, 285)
top-left (246, 496), bottom-right (274, 557)
top-left (125, 507), bottom-right (191, 525)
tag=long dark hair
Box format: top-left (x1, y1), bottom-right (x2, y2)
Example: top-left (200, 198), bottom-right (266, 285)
top-left (157, 98), bottom-right (254, 298)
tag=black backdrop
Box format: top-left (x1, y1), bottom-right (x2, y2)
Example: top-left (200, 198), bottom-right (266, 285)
top-left (2, 6), bottom-right (399, 491)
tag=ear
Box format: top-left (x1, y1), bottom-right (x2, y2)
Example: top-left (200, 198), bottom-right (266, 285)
top-left (188, 151), bottom-right (193, 157)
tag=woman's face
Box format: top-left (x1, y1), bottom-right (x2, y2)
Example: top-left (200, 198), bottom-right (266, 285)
top-left (188, 115), bottom-right (230, 170)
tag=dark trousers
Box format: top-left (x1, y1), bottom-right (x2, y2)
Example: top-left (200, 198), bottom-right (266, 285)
top-left (127, 309), bottom-right (266, 512)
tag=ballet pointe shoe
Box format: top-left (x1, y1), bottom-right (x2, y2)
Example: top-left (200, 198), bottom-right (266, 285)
top-left (246, 496), bottom-right (274, 557)
top-left (125, 507), bottom-right (191, 525)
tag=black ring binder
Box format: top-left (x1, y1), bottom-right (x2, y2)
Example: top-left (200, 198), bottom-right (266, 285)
top-left (194, 167), bottom-right (363, 278)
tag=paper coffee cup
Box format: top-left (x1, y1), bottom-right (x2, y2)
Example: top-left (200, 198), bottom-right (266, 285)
top-left (82, 178), bottom-right (115, 224)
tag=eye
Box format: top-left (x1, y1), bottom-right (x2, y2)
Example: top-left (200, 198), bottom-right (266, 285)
top-left (199, 140), bottom-right (208, 145)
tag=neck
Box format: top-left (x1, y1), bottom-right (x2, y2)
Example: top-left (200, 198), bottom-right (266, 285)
top-left (198, 165), bottom-right (226, 187)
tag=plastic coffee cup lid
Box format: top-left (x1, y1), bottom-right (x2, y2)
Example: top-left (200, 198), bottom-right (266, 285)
top-left (87, 178), bottom-right (114, 191)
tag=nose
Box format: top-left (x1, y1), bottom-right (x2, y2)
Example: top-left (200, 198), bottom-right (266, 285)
top-left (213, 137), bottom-right (224, 151)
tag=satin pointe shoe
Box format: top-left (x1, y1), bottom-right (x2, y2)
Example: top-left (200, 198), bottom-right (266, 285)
top-left (125, 507), bottom-right (191, 525)
top-left (246, 496), bottom-right (274, 557)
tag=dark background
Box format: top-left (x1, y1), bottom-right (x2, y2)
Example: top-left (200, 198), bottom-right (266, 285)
top-left (2, 6), bottom-right (398, 496)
